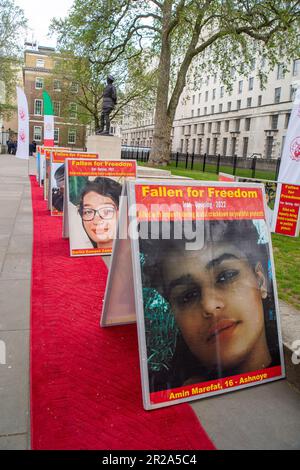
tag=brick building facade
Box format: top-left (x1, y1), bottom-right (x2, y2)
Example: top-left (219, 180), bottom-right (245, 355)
top-left (23, 43), bottom-right (86, 149)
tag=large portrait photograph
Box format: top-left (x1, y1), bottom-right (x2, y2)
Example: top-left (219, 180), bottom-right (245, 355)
top-left (132, 182), bottom-right (284, 409)
top-left (67, 159), bottom-right (137, 256)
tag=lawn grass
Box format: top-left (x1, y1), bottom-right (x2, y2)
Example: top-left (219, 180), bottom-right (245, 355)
top-left (137, 161), bottom-right (300, 309)
top-left (271, 234), bottom-right (300, 309)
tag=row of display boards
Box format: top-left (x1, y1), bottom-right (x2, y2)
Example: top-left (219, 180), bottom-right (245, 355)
top-left (35, 146), bottom-right (286, 410)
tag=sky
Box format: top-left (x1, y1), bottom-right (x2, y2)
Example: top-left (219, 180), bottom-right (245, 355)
top-left (15, 0), bottom-right (74, 47)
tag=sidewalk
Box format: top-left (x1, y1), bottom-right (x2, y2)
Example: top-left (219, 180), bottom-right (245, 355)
top-left (0, 154), bottom-right (299, 450)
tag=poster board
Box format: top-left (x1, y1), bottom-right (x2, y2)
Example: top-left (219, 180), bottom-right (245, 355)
top-left (44, 147), bottom-right (71, 203)
top-left (50, 151), bottom-right (98, 216)
top-left (36, 145), bottom-right (42, 182)
top-left (65, 158), bottom-right (136, 256)
top-left (272, 183), bottom-right (300, 237)
top-left (218, 172), bottom-right (235, 182)
top-left (102, 180), bottom-right (285, 410)
top-left (235, 177), bottom-right (278, 231)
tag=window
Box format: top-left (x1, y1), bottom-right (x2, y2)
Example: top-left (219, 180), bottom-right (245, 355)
top-left (35, 77), bottom-right (43, 89)
top-left (206, 138), bottom-right (210, 154)
top-left (69, 103), bottom-right (77, 119)
top-left (227, 101), bottom-right (231, 111)
top-left (181, 126), bottom-right (185, 135)
top-left (248, 77), bottom-right (254, 91)
top-left (191, 109), bottom-right (194, 117)
top-left (292, 59), bottom-right (300, 76)
top-left (204, 106), bottom-right (207, 115)
top-left (192, 95), bottom-right (195, 105)
top-left (197, 138), bottom-right (202, 154)
top-left (235, 119), bottom-right (240, 132)
top-left (53, 101), bottom-right (60, 117)
top-left (245, 118), bottom-right (251, 131)
top-left (213, 138), bottom-right (218, 155)
top-left (237, 99), bottom-right (241, 110)
top-left (222, 137), bottom-right (228, 155)
top-left (36, 59), bottom-right (45, 68)
top-left (216, 121), bottom-right (221, 133)
top-left (70, 82), bottom-right (79, 93)
top-left (213, 73), bottom-right (217, 84)
top-left (219, 103), bottom-right (223, 113)
top-left (271, 114), bottom-right (278, 129)
top-left (193, 124), bottom-right (197, 134)
top-left (34, 99), bottom-right (43, 115)
top-left (220, 86), bottom-right (224, 98)
top-left (243, 137), bottom-right (249, 158)
top-left (258, 95), bottom-right (262, 106)
top-left (225, 120), bottom-right (230, 132)
top-left (211, 105), bottom-right (214, 114)
top-left (198, 93), bottom-right (201, 103)
top-left (285, 113), bottom-right (290, 129)
top-left (208, 122), bottom-right (212, 133)
top-left (200, 123), bottom-right (205, 134)
top-left (68, 129), bottom-right (76, 144)
top-left (277, 64), bottom-right (285, 79)
top-left (54, 128), bottom-right (59, 144)
top-left (212, 88), bottom-right (216, 100)
top-left (265, 136), bottom-right (273, 159)
top-left (290, 85), bottom-right (297, 101)
top-left (53, 80), bottom-right (61, 91)
top-left (247, 97), bottom-right (252, 107)
top-left (274, 87), bottom-right (281, 104)
top-left (250, 59), bottom-right (256, 71)
top-left (205, 91), bottom-right (208, 101)
top-left (231, 137), bottom-right (237, 156)
top-left (238, 80), bottom-right (243, 94)
top-left (33, 126), bottom-right (42, 141)
top-left (197, 108), bottom-right (200, 116)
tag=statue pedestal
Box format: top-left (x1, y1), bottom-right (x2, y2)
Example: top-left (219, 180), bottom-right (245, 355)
top-left (86, 134), bottom-right (121, 159)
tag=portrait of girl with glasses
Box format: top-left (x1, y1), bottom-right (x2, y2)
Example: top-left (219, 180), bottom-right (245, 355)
top-left (78, 177), bottom-right (122, 250)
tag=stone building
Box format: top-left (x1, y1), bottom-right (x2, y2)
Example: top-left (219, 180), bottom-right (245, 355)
top-left (23, 43), bottom-right (86, 149)
top-left (121, 58), bottom-right (300, 159)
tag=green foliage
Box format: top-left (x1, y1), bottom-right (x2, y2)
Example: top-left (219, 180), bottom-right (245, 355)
top-left (69, 175), bottom-right (88, 206)
top-left (50, 1), bottom-right (157, 127)
top-left (0, 0), bottom-right (27, 117)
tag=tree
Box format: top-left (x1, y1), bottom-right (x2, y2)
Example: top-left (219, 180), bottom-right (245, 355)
top-left (0, 0), bottom-right (27, 117)
top-left (50, 1), bottom-right (156, 130)
top-left (46, 52), bottom-right (156, 131)
top-left (52, 1), bottom-right (300, 164)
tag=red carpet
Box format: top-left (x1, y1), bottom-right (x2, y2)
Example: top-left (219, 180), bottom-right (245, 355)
top-left (30, 176), bottom-right (215, 450)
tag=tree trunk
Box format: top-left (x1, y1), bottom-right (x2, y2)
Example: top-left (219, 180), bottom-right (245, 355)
top-left (149, 0), bottom-right (172, 166)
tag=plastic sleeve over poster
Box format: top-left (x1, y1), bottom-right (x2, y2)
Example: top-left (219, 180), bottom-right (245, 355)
top-left (127, 180), bottom-right (285, 410)
top-left (66, 159), bottom-right (136, 257)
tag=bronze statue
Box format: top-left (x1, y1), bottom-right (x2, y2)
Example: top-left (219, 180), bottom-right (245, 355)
top-left (96, 75), bottom-right (117, 135)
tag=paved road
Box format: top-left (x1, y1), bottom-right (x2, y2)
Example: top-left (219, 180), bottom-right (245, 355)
top-left (0, 154), bottom-right (299, 450)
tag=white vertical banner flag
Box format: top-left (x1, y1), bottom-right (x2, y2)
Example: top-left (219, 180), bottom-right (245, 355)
top-left (277, 88), bottom-right (300, 184)
top-left (16, 87), bottom-right (29, 160)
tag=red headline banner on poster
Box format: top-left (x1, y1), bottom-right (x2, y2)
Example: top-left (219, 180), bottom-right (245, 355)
top-left (135, 184), bottom-right (265, 221)
top-left (52, 151), bottom-right (98, 163)
top-left (150, 366), bottom-right (282, 405)
top-left (275, 184), bottom-right (300, 236)
top-left (44, 147), bottom-right (71, 160)
top-left (68, 159), bottom-right (137, 177)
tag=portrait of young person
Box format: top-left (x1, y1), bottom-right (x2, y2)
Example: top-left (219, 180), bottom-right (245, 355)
top-left (139, 218), bottom-right (282, 394)
top-left (78, 176), bottom-right (122, 251)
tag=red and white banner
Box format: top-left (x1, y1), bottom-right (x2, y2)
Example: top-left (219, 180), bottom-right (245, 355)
top-left (273, 88), bottom-right (300, 236)
top-left (16, 87), bottom-right (29, 160)
top-left (277, 88), bottom-right (300, 184)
